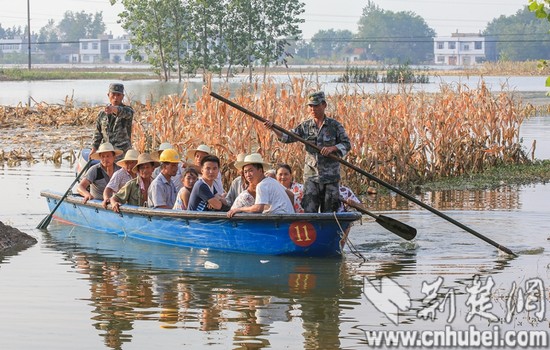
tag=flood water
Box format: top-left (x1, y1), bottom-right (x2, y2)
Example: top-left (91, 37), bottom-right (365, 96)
top-left (1, 79), bottom-right (550, 349)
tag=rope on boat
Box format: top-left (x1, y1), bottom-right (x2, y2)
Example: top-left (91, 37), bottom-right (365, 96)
top-left (333, 212), bottom-right (366, 262)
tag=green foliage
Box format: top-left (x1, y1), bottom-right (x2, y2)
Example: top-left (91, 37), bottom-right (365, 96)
top-left (112, 0), bottom-right (304, 82)
top-left (58, 11), bottom-right (106, 41)
top-left (311, 29), bottom-right (354, 59)
top-left (384, 64), bottom-right (429, 84)
top-left (485, 5), bottom-right (550, 61)
top-left (528, 1), bottom-right (550, 93)
top-left (356, 1), bottom-right (435, 64)
top-left (335, 64), bottom-right (429, 84)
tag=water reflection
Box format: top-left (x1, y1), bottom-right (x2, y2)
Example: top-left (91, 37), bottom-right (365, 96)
top-left (366, 186), bottom-right (522, 211)
top-left (42, 223), bottom-right (363, 349)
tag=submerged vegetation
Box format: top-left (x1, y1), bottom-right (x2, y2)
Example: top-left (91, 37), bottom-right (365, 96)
top-left (1, 78), bottom-right (545, 194)
top-left (416, 160), bottom-right (550, 191)
top-left (335, 64), bottom-right (430, 84)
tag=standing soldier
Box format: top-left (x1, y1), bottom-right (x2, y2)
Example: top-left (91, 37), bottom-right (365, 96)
top-left (91, 83), bottom-right (134, 157)
top-left (265, 91), bottom-right (351, 213)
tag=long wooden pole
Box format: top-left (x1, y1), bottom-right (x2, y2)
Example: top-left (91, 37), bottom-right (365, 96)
top-left (210, 91), bottom-right (517, 257)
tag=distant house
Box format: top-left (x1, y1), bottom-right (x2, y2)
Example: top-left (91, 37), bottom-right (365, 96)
top-left (108, 36), bottom-right (133, 63)
top-left (79, 35), bottom-right (111, 63)
top-left (344, 48), bottom-right (366, 63)
top-left (0, 38), bottom-right (24, 54)
top-left (78, 35), bottom-right (135, 64)
top-left (434, 32), bottom-right (486, 66)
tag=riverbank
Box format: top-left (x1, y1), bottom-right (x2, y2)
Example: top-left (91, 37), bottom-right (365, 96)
top-left (1, 60), bottom-right (548, 81)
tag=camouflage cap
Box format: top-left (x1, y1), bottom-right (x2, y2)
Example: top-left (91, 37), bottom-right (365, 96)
top-left (109, 83), bottom-right (125, 94)
top-left (307, 91), bottom-right (326, 106)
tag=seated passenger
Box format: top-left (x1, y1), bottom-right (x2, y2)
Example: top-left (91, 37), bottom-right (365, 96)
top-left (227, 154), bottom-right (294, 217)
top-left (338, 185), bottom-right (361, 212)
top-left (102, 149), bottom-right (139, 208)
top-left (173, 167), bottom-right (199, 210)
top-left (186, 144), bottom-right (224, 195)
top-left (188, 155), bottom-right (230, 211)
top-left (148, 149), bottom-right (181, 209)
top-left (110, 153), bottom-right (159, 212)
top-left (264, 169), bottom-right (276, 178)
top-left (152, 142), bottom-right (184, 191)
top-left (225, 153), bottom-right (248, 206)
top-left (230, 182), bottom-right (257, 209)
top-left (77, 142), bottom-right (122, 203)
top-left (275, 163), bottom-right (304, 213)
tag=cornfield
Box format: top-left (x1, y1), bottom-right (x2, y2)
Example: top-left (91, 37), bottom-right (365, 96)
top-left (0, 78), bottom-right (531, 192)
top-left (131, 78), bottom-right (530, 192)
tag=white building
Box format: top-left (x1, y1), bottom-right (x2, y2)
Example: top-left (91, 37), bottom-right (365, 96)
top-left (108, 37), bottom-right (133, 63)
top-left (79, 36), bottom-right (134, 64)
top-left (79, 38), bottom-right (104, 63)
top-left (0, 38), bottom-right (24, 54)
top-left (434, 32), bottom-right (486, 66)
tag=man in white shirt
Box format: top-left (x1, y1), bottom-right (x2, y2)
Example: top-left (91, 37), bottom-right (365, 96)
top-left (227, 153), bottom-right (294, 218)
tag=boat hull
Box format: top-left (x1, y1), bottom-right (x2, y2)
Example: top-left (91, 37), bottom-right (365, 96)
top-left (41, 191), bottom-right (361, 257)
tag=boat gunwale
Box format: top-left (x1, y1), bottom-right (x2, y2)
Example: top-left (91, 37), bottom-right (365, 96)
top-left (41, 190), bottom-right (362, 222)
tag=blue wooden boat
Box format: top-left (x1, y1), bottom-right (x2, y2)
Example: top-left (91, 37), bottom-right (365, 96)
top-left (40, 190), bottom-right (361, 257)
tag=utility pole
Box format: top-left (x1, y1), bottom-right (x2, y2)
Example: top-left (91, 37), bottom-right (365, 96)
top-left (27, 0), bottom-right (31, 70)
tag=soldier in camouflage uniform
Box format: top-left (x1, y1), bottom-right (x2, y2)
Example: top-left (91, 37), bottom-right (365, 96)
top-left (266, 91), bottom-right (351, 213)
top-left (91, 83), bottom-right (134, 156)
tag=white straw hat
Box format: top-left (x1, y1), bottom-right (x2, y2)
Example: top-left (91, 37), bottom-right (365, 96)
top-left (90, 142), bottom-right (123, 160)
top-left (232, 153), bottom-right (247, 170)
top-left (132, 153), bottom-right (160, 173)
top-left (186, 144), bottom-right (212, 160)
top-left (238, 153), bottom-right (271, 170)
top-left (116, 149), bottom-right (140, 167)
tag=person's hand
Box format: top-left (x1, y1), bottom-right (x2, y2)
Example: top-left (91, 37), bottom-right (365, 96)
top-left (112, 201), bottom-right (122, 213)
top-left (105, 105), bottom-right (118, 115)
top-left (82, 193), bottom-right (93, 204)
top-left (102, 198), bottom-right (109, 209)
top-left (320, 146), bottom-right (338, 156)
top-left (264, 121), bottom-right (274, 129)
top-left (227, 208), bottom-right (240, 218)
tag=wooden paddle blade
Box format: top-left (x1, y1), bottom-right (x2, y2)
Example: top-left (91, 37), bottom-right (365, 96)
top-left (375, 215), bottom-right (417, 241)
top-left (36, 214), bottom-right (53, 230)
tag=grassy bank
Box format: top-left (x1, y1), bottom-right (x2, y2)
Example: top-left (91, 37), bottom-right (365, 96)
top-left (0, 67), bottom-right (154, 81)
top-left (1, 60), bottom-right (549, 81)
top-left (414, 160), bottom-right (550, 191)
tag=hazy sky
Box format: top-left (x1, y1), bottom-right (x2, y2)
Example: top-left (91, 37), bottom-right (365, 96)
top-left (0, 0), bottom-right (530, 38)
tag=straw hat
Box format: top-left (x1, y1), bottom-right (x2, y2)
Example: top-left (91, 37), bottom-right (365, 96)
top-left (186, 144), bottom-right (212, 160)
top-left (152, 142), bottom-right (174, 161)
top-left (132, 153), bottom-right (160, 173)
top-left (116, 149), bottom-right (139, 167)
top-left (90, 142), bottom-right (123, 160)
top-left (232, 153), bottom-right (247, 170)
top-left (238, 153), bottom-right (271, 170)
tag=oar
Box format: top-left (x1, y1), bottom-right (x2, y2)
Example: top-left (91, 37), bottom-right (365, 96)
top-left (340, 197), bottom-right (417, 241)
top-left (210, 92), bottom-right (518, 257)
top-left (37, 158), bottom-right (93, 229)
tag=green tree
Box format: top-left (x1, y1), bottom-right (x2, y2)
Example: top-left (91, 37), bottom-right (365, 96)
top-left (254, 0), bottom-right (304, 80)
top-left (484, 6), bottom-right (550, 61)
top-left (219, 0), bottom-right (251, 79)
top-left (58, 11), bottom-right (106, 41)
top-left (311, 29), bottom-right (354, 59)
top-left (115, 0), bottom-right (178, 81)
top-left (187, 0), bottom-right (227, 79)
top-left (37, 19), bottom-right (62, 62)
top-left (356, 1), bottom-right (435, 64)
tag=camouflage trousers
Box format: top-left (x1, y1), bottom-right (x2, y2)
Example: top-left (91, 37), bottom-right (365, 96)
top-left (302, 179), bottom-right (340, 213)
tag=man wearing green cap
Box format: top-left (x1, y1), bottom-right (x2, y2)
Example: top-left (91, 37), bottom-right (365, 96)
top-left (265, 91), bottom-right (351, 213)
top-left (91, 83), bottom-right (134, 157)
